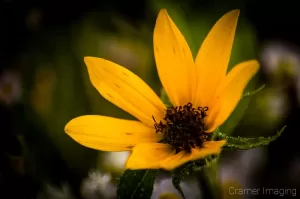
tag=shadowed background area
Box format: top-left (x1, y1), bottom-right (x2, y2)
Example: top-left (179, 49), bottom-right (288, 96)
top-left (1, 0), bottom-right (299, 198)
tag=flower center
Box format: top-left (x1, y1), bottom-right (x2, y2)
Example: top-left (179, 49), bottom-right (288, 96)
top-left (153, 102), bottom-right (210, 153)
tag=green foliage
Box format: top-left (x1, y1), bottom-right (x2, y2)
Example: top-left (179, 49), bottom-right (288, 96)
top-left (216, 126), bottom-right (287, 150)
top-left (171, 156), bottom-right (219, 199)
top-left (242, 84), bottom-right (266, 99)
top-left (117, 170), bottom-right (158, 199)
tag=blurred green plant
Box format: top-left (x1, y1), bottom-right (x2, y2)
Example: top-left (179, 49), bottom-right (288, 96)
top-left (22, 7), bottom-right (161, 193)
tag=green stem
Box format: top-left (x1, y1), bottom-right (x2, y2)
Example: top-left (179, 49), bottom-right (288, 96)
top-left (197, 159), bottom-right (220, 199)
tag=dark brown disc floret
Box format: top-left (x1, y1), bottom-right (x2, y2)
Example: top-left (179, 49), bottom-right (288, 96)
top-left (153, 102), bottom-right (211, 153)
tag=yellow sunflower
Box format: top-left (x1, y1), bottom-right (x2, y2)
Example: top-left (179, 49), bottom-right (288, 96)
top-left (65, 9), bottom-right (259, 170)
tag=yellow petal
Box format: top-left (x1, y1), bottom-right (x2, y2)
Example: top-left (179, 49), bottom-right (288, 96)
top-left (203, 140), bottom-right (227, 148)
top-left (161, 140), bottom-right (226, 170)
top-left (194, 10), bottom-right (240, 108)
top-left (126, 143), bottom-right (175, 169)
top-left (125, 141), bottom-right (225, 170)
top-left (84, 57), bottom-right (166, 127)
top-left (154, 9), bottom-right (196, 106)
top-left (206, 60), bottom-right (259, 132)
top-left (64, 115), bottom-right (161, 151)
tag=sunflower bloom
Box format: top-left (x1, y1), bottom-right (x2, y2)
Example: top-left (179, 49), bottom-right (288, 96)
top-left (65, 9), bottom-right (259, 170)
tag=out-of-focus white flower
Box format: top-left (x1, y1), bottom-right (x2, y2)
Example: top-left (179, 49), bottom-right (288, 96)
top-left (254, 88), bottom-right (289, 124)
top-left (260, 41), bottom-right (300, 112)
top-left (151, 177), bottom-right (201, 199)
top-left (102, 151), bottom-right (130, 174)
top-left (37, 182), bottom-right (74, 199)
top-left (266, 88), bottom-right (289, 120)
top-left (0, 70), bottom-right (21, 105)
top-left (81, 171), bottom-right (116, 199)
top-left (97, 37), bottom-right (152, 80)
top-left (219, 148), bottom-right (266, 199)
top-left (100, 38), bottom-right (139, 69)
top-left (260, 42), bottom-right (300, 80)
top-left (245, 87), bottom-right (289, 132)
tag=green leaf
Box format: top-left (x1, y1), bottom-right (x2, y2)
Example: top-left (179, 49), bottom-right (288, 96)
top-left (117, 169), bottom-right (158, 199)
top-left (216, 126), bottom-right (287, 150)
top-left (160, 88), bottom-right (172, 107)
top-left (171, 156), bottom-right (219, 199)
top-left (242, 84), bottom-right (266, 99)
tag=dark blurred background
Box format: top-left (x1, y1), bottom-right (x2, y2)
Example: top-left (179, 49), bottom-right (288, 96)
top-left (1, 0), bottom-right (299, 198)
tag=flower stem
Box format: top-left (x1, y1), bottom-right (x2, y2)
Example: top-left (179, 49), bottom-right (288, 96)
top-left (197, 161), bottom-right (221, 199)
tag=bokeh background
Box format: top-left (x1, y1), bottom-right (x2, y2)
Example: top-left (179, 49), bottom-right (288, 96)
top-left (1, 0), bottom-right (300, 198)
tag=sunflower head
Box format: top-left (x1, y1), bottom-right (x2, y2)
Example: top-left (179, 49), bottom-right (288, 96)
top-left (64, 8), bottom-right (259, 171)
